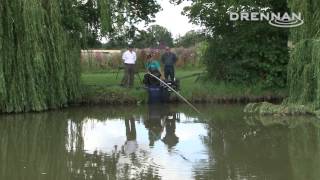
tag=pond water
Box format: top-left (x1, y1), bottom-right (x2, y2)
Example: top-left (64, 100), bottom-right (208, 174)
top-left (0, 104), bottom-right (320, 180)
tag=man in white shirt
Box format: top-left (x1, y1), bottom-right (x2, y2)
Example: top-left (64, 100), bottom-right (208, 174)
top-left (121, 45), bottom-right (137, 88)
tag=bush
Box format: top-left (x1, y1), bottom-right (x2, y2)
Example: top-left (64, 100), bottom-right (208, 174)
top-left (204, 23), bottom-right (289, 88)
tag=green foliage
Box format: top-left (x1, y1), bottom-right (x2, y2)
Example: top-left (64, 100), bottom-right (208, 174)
top-left (195, 41), bottom-right (208, 65)
top-left (104, 24), bottom-right (174, 49)
top-left (287, 40), bottom-right (320, 107)
top-left (132, 25), bottom-right (174, 48)
top-left (244, 0), bottom-right (320, 115)
top-left (72, 0), bottom-right (161, 48)
top-left (100, 0), bottom-right (161, 49)
top-left (288, 0), bottom-right (320, 43)
top-left (286, 0), bottom-right (320, 109)
top-left (178, 0), bottom-right (289, 88)
top-left (98, 0), bottom-right (112, 35)
top-left (204, 24), bottom-right (289, 87)
top-left (244, 102), bottom-right (314, 115)
top-left (0, 0), bottom-right (81, 112)
top-left (0, 0), bottom-right (162, 113)
top-left (175, 30), bottom-right (206, 48)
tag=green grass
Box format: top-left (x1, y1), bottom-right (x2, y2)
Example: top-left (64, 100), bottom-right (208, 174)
top-left (80, 69), bottom-right (287, 104)
top-left (81, 71), bottom-right (127, 86)
top-left (181, 78), bottom-right (287, 99)
top-left (80, 71), bottom-right (146, 104)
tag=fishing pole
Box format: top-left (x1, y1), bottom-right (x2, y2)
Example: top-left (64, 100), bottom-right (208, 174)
top-left (147, 72), bottom-right (201, 114)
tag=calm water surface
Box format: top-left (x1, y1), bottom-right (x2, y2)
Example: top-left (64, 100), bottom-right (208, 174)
top-left (0, 104), bottom-right (320, 180)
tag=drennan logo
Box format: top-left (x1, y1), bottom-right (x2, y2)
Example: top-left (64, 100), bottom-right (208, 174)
top-left (230, 12), bottom-right (304, 28)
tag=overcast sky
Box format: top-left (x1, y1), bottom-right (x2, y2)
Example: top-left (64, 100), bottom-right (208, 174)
top-left (102, 1), bottom-right (201, 43)
top-left (140, 0), bottom-right (202, 38)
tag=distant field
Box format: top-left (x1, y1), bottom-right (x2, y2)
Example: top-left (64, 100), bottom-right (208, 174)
top-left (80, 48), bottom-right (203, 73)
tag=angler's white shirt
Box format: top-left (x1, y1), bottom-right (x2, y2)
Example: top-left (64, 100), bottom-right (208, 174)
top-left (122, 50), bottom-right (137, 64)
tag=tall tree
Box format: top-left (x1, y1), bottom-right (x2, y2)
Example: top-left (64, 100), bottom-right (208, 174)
top-left (132, 25), bottom-right (174, 48)
top-left (0, 0), bottom-right (82, 112)
top-left (0, 0), bottom-right (161, 112)
top-left (172, 0), bottom-right (289, 88)
top-left (80, 0), bottom-right (162, 48)
top-left (286, 0), bottom-right (320, 108)
top-left (175, 30), bottom-right (206, 48)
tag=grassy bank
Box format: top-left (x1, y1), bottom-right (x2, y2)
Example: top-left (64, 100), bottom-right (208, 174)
top-left (78, 69), bottom-right (287, 105)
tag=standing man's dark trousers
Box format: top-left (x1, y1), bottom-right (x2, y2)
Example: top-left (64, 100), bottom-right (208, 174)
top-left (121, 63), bottom-right (135, 87)
top-left (164, 65), bottom-right (175, 81)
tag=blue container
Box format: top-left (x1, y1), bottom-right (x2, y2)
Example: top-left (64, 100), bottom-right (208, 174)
top-left (148, 86), bottom-right (162, 104)
top-left (161, 87), bottom-right (170, 103)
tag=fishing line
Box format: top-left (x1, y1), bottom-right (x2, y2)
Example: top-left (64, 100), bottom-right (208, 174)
top-left (147, 72), bottom-right (201, 114)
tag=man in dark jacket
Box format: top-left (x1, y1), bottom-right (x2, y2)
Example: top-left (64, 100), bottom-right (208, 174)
top-left (161, 47), bottom-right (177, 81)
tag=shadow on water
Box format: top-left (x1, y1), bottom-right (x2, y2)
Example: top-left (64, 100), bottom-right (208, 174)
top-left (0, 105), bottom-right (320, 180)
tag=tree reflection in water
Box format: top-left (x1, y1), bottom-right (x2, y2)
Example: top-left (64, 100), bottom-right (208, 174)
top-left (193, 113), bottom-right (320, 180)
top-left (0, 109), bottom-right (162, 180)
top-left (68, 113), bottom-right (162, 180)
top-left (68, 105), bottom-right (181, 180)
top-left (0, 112), bottom-right (70, 180)
top-left (1, 105), bottom-right (320, 180)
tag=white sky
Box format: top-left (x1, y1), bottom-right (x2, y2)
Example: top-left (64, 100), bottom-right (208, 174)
top-left (140, 0), bottom-right (202, 38)
top-left (102, 1), bottom-right (201, 43)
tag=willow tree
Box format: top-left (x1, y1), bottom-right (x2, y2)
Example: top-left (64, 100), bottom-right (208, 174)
top-left (286, 0), bottom-right (320, 108)
top-left (0, 0), bottom-right (81, 113)
top-left (244, 0), bottom-right (320, 114)
top-left (0, 0), bottom-right (160, 113)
